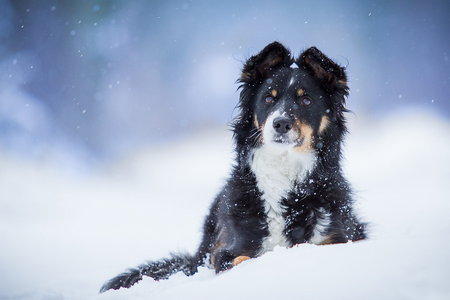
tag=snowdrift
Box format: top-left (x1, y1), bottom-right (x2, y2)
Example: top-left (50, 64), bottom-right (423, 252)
top-left (0, 110), bottom-right (449, 300)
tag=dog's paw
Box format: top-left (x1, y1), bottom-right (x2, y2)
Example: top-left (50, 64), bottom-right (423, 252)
top-left (232, 256), bottom-right (251, 266)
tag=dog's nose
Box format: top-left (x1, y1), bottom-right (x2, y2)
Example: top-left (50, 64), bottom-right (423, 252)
top-left (273, 117), bottom-right (292, 134)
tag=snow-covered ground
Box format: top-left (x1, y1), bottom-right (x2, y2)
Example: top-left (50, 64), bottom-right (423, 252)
top-left (1, 109), bottom-right (449, 300)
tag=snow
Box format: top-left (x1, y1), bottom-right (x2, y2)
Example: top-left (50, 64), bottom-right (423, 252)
top-left (1, 110), bottom-right (449, 300)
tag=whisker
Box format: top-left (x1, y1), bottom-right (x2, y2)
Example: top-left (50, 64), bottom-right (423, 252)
top-left (248, 128), bottom-right (261, 139)
top-left (249, 128), bottom-right (263, 146)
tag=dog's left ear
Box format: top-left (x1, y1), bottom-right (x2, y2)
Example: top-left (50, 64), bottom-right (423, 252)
top-left (296, 47), bottom-right (348, 92)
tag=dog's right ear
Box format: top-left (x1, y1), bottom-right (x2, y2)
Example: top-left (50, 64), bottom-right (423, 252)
top-left (239, 42), bottom-right (293, 84)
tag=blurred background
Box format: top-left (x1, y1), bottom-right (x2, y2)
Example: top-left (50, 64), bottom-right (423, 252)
top-left (1, 1), bottom-right (450, 299)
top-left (1, 0), bottom-right (449, 172)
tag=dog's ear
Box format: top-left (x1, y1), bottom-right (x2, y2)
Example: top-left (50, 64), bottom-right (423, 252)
top-left (240, 42), bottom-right (293, 84)
top-left (296, 47), bottom-right (348, 92)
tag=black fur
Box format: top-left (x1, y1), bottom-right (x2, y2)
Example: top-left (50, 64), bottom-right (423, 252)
top-left (100, 42), bottom-right (366, 293)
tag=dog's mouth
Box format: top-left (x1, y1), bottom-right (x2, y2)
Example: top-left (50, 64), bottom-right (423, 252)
top-left (272, 135), bottom-right (305, 147)
top-left (273, 136), bottom-right (289, 144)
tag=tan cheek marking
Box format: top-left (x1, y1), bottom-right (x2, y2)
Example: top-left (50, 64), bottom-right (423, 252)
top-left (297, 89), bottom-right (305, 96)
top-left (254, 113), bottom-right (259, 129)
top-left (258, 119), bottom-right (266, 144)
top-left (293, 120), bottom-right (314, 153)
top-left (271, 89), bottom-right (277, 97)
top-left (232, 256), bottom-right (251, 266)
top-left (318, 116), bottom-right (331, 135)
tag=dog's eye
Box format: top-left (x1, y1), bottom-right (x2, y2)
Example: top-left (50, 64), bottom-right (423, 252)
top-left (301, 97), bottom-right (312, 106)
top-left (264, 96), bottom-right (274, 104)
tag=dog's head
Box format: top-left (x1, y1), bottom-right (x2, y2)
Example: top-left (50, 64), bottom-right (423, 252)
top-left (233, 42), bottom-right (349, 157)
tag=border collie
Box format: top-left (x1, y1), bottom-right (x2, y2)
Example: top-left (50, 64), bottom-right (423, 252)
top-left (100, 42), bottom-right (366, 293)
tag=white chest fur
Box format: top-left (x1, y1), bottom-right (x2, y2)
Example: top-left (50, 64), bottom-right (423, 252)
top-left (249, 144), bottom-right (317, 254)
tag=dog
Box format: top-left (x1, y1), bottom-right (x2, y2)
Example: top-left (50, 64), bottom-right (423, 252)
top-left (100, 42), bottom-right (366, 293)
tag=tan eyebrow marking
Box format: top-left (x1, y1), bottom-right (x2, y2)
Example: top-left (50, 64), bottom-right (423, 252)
top-left (297, 89), bottom-right (305, 96)
top-left (271, 89), bottom-right (277, 97)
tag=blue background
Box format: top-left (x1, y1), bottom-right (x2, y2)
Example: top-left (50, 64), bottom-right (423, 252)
top-left (1, 0), bottom-right (449, 171)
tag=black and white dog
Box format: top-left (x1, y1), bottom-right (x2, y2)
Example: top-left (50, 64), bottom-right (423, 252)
top-left (100, 42), bottom-right (366, 293)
